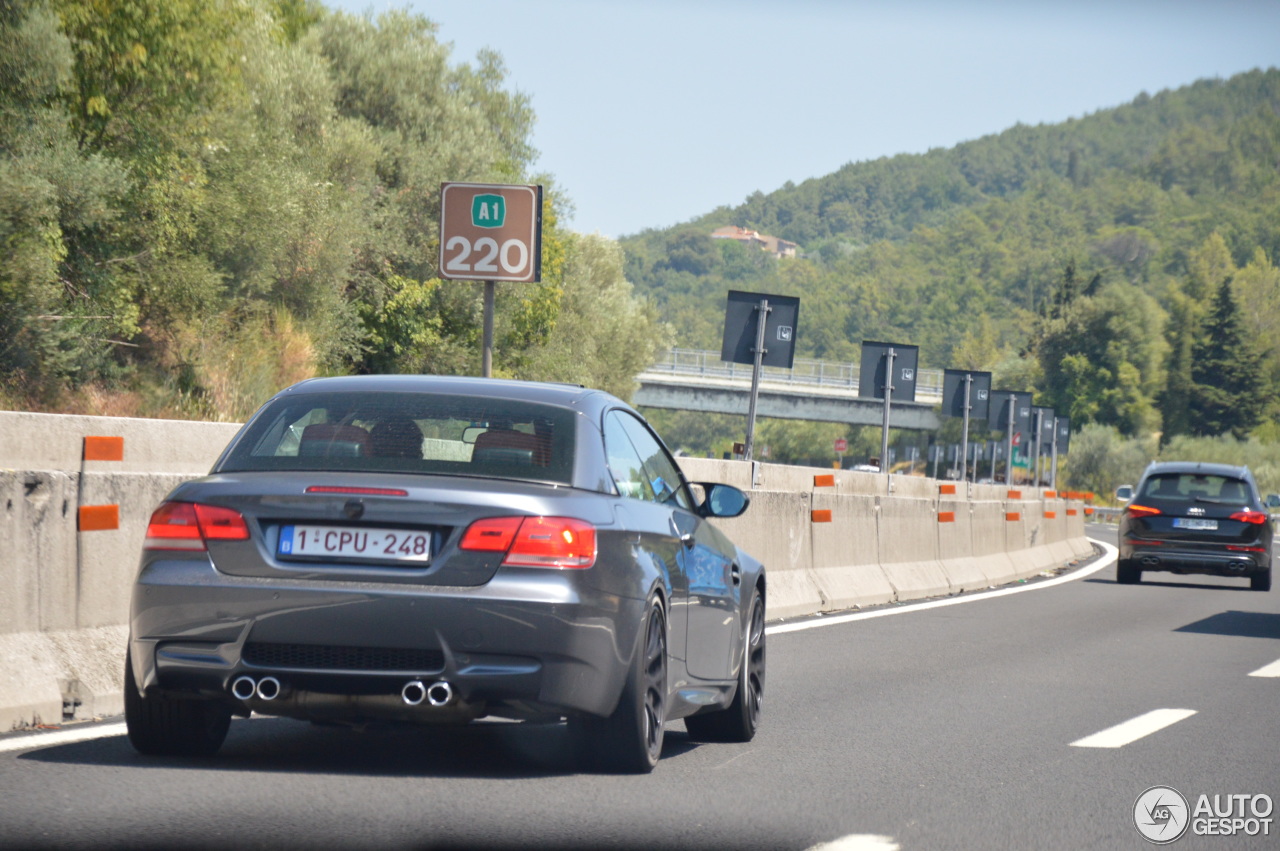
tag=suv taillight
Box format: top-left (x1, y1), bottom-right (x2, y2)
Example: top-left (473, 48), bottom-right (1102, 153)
top-left (459, 516), bottom-right (597, 569)
top-left (1125, 503), bottom-right (1161, 518)
top-left (145, 501), bottom-right (250, 551)
top-left (1229, 510), bottom-right (1270, 525)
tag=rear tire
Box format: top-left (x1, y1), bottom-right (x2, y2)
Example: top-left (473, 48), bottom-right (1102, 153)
top-left (685, 588), bottom-right (765, 743)
top-left (1116, 560), bottom-right (1142, 585)
top-left (1252, 568), bottom-right (1272, 592)
top-left (124, 650), bottom-right (231, 757)
top-left (571, 601), bottom-right (667, 774)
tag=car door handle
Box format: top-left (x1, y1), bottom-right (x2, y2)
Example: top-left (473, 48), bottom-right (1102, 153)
top-left (730, 563), bottom-right (741, 587)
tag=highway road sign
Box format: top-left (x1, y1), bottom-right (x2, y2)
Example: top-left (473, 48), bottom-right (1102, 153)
top-left (439, 183), bottom-right (542, 282)
top-left (835, 438), bottom-right (848, 453)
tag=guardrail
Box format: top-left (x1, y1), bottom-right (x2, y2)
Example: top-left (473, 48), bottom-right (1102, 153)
top-left (645, 348), bottom-right (945, 401)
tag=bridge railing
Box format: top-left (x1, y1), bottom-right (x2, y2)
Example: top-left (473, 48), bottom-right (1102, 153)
top-left (645, 348), bottom-right (944, 400)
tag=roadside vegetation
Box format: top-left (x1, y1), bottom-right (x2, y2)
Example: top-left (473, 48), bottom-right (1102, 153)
top-left (0, 0), bottom-right (665, 420)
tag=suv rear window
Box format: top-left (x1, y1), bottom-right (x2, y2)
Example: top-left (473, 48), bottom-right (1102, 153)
top-left (217, 391), bottom-right (576, 485)
top-left (1138, 473), bottom-right (1252, 504)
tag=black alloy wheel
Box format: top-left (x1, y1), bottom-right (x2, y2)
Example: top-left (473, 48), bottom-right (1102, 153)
top-left (685, 588), bottom-right (765, 742)
top-left (573, 601), bottom-right (668, 773)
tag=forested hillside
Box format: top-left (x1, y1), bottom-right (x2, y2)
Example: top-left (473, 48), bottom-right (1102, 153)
top-left (623, 69), bottom-right (1280, 448)
top-left (0, 0), bottom-right (664, 419)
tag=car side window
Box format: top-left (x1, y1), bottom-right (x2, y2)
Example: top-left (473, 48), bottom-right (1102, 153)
top-left (603, 412), bottom-right (654, 501)
top-left (614, 411), bottom-right (693, 511)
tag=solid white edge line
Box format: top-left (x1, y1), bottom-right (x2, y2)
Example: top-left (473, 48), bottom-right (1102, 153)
top-left (1069, 708), bottom-right (1197, 748)
top-left (0, 721), bottom-right (127, 754)
top-left (1248, 658), bottom-right (1280, 677)
top-left (805, 835), bottom-right (901, 851)
top-left (766, 540), bottom-right (1118, 635)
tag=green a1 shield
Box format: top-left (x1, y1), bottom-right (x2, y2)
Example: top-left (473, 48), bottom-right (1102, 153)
top-left (471, 194), bottom-right (505, 228)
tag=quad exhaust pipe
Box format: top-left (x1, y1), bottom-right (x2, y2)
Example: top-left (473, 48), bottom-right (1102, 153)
top-left (231, 675), bottom-right (257, 701)
top-left (401, 680), bottom-right (427, 706)
top-left (401, 680), bottom-right (454, 707)
top-left (427, 681), bottom-right (454, 707)
top-left (230, 674), bottom-right (283, 701)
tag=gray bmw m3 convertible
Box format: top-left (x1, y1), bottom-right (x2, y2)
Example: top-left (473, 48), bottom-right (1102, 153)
top-left (126, 375), bottom-right (765, 772)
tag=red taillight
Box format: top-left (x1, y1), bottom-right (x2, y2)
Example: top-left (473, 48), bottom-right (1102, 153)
top-left (193, 504), bottom-right (251, 540)
top-left (144, 501), bottom-right (249, 550)
top-left (1227, 544), bottom-right (1268, 553)
top-left (458, 516), bottom-right (597, 569)
top-left (458, 516), bottom-right (523, 552)
top-left (1229, 510), bottom-right (1269, 525)
top-left (1126, 503), bottom-right (1161, 518)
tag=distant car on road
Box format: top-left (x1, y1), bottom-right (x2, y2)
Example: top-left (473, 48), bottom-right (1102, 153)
top-left (1117, 461), bottom-right (1272, 591)
top-left (125, 375), bottom-right (766, 772)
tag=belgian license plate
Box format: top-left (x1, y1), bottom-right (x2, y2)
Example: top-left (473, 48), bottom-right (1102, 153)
top-left (278, 525), bottom-right (431, 562)
top-left (1173, 517), bottom-right (1218, 531)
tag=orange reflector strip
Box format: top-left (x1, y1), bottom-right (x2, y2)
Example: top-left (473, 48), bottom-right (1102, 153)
top-left (938, 511), bottom-right (956, 523)
top-left (1067, 509), bottom-right (1078, 516)
top-left (811, 509), bottom-right (833, 523)
top-left (78, 504), bottom-right (119, 531)
top-left (1006, 489), bottom-right (1022, 499)
top-left (813, 474), bottom-right (835, 488)
top-left (1005, 512), bottom-right (1021, 522)
top-left (1086, 492), bottom-right (1096, 501)
top-left (1084, 507), bottom-right (1095, 515)
top-left (83, 436), bottom-right (124, 462)
top-left (1044, 511), bottom-right (1057, 519)
top-left (1044, 490), bottom-right (1057, 498)
top-left (939, 484), bottom-right (957, 495)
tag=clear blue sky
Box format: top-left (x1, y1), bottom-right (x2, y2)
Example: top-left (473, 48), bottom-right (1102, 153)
top-left (330, 0), bottom-right (1280, 238)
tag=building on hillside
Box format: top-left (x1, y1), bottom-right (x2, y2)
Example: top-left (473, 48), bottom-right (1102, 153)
top-left (710, 226), bottom-right (798, 259)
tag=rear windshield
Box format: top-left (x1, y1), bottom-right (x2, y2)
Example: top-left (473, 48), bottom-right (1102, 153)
top-left (1137, 473), bottom-right (1253, 504)
top-left (217, 391), bottom-right (576, 485)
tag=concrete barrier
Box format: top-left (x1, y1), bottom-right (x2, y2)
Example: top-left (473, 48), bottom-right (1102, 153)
top-left (0, 413), bottom-right (1093, 731)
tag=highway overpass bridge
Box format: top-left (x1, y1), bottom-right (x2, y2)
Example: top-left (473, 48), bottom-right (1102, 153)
top-left (633, 348), bottom-right (942, 430)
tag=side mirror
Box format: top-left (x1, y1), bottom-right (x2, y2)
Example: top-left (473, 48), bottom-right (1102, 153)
top-left (696, 483), bottom-right (749, 518)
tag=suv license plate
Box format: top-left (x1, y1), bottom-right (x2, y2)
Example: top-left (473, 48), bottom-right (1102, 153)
top-left (1173, 517), bottom-right (1218, 531)
top-left (278, 525), bottom-right (431, 562)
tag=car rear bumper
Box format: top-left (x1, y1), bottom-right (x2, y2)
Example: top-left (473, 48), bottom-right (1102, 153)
top-left (1121, 544), bottom-right (1270, 576)
top-left (129, 557), bottom-right (645, 722)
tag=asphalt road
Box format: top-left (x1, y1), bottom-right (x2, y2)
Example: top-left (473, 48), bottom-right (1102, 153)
top-left (1, 526), bottom-right (1278, 850)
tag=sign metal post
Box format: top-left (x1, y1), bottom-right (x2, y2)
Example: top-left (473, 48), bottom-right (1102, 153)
top-left (743, 297), bottom-right (770, 462)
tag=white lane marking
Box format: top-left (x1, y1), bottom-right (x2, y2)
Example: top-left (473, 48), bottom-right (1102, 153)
top-left (1069, 708), bottom-right (1197, 748)
top-left (1248, 658), bottom-right (1280, 677)
top-left (0, 722), bottom-right (127, 754)
top-left (768, 541), bottom-right (1117, 635)
top-left (806, 835), bottom-right (900, 851)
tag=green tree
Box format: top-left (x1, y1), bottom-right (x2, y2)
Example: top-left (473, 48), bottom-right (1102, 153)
top-left (0, 0), bottom-right (129, 400)
top-left (1033, 283), bottom-right (1167, 435)
top-left (1188, 277), bottom-right (1269, 438)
